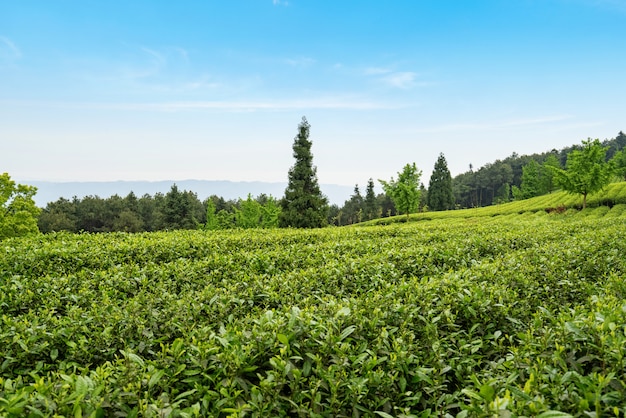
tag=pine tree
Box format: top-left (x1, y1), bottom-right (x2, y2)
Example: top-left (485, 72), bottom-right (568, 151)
top-left (343, 184), bottom-right (364, 224)
top-left (279, 117), bottom-right (329, 228)
top-left (427, 153), bottom-right (454, 211)
top-left (363, 178), bottom-right (379, 221)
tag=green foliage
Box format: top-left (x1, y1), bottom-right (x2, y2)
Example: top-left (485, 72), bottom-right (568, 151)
top-left (232, 194), bottom-right (281, 229)
top-left (204, 198), bottom-right (219, 230)
top-left (260, 195), bottom-right (281, 228)
top-left (512, 160), bottom-right (542, 200)
top-left (2, 214), bottom-right (626, 415)
top-left (548, 139), bottom-right (614, 209)
top-left (337, 184), bottom-right (364, 225)
top-left (162, 184), bottom-right (204, 230)
top-left (541, 154), bottom-right (561, 194)
top-left (236, 194), bottom-right (262, 228)
top-left (0, 173), bottom-right (40, 240)
top-left (363, 178), bottom-right (379, 221)
top-left (611, 147), bottom-right (626, 181)
top-left (363, 181), bottom-right (626, 225)
top-left (379, 162), bottom-right (422, 220)
top-left (280, 117), bottom-right (329, 228)
top-left (428, 153), bottom-right (454, 211)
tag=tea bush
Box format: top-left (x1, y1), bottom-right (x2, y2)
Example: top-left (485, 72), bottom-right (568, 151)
top-left (1, 215), bottom-right (625, 416)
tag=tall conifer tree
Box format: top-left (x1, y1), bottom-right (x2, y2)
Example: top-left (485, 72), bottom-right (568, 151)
top-left (363, 178), bottom-right (379, 221)
top-left (427, 153), bottom-right (454, 211)
top-left (279, 117), bottom-right (328, 228)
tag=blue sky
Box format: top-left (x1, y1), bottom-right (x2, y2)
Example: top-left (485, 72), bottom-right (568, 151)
top-left (1, 0), bottom-right (625, 194)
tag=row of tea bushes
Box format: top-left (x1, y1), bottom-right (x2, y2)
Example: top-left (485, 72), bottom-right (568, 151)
top-left (1, 216), bottom-right (625, 416)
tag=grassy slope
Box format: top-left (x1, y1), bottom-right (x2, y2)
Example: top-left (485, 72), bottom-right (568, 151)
top-left (362, 181), bottom-right (626, 225)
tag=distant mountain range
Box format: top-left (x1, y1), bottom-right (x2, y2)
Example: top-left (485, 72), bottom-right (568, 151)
top-left (27, 180), bottom-right (354, 208)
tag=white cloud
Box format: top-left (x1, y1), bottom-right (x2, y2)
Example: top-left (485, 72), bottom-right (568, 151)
top-left (273, 0), bottom-right (289, 5)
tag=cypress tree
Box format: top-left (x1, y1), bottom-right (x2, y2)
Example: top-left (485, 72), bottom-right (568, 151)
top-left (279, 117), bottom-right (329, 228)
top-left (427, 153), bottom-right (454, 211)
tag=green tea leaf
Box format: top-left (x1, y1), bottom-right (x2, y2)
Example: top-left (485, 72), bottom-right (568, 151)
top-left (339, 325), bottom-right (356, 341)
top-left (536, 411), bottom-right (574, 418)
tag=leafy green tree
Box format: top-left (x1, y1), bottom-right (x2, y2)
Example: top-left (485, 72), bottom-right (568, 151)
top-left (112, 210), bottom-right (144, 232)
top-left (260, 196), bottom-right (281, 228)
top-left (75, 195), bottom-right (107, 232)
top-left (363, 178), bottom-right (379, 221)
top-left (236, 194), bottom-right (262, 228)
top-left (495, 183), bottom-right (511, 204)
top-left (379, 163), bottom-right (422, 221)
top-left (279, 117), bottom-right (329, 228)
top-left (216, 209), bottom-right (235, 229)
top-left (0, 173), bottom-right (40, 240)
top-left (38, 197), bottom-right (77, 233)
top-left (512, 160), bottom-right (541, 200)
top-left (540, 154), bottom-right (560, 194)
top-left (138, 193), bottom-right (160, 231)
top-left (204, 198), bottom-right (219, 230)
top-left (549, 139), bottom-right (614, 209)
top-left (611, 147), bottom-right (626, 181)
top-left (427, 153), bottom-right (454, 211)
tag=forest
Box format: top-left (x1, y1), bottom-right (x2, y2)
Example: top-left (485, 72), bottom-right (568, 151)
top-left (31, 130), bottom-right (626, 234)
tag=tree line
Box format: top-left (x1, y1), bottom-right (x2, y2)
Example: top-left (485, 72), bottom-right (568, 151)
top-left (452, 131), bottom-right (626, 208)
top-left (2, 120), bottom-right (626, 238)
top-left (37, 187), bottom-right (286, 234)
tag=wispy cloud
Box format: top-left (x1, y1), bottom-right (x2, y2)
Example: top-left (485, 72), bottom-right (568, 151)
top-left (273, 0), bottom-right (289, 5)
top-left (0, 36), bottom-right (22, 63)
top-left (76, 44), bottom-right (215, 93)
top-left (362, 66), bottom-right (424, 89)
top-left (412, 115), bottom-right (580, 133)
top-left (113, 97), bottom-right (398, 112)
top-left (285, 56), bottom-right (315, 68)
top-left (2, 97), bottom-right (402, 112)
top-left (363, 67), bottom-right (391, 75)
top-left (140, 47), bottom-right (166, 67)
top-left (381, 71), bottom-right (418, 89)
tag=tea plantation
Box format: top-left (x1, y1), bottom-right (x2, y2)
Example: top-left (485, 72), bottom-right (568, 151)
top-left (1, 205), bottom-right (626, 416)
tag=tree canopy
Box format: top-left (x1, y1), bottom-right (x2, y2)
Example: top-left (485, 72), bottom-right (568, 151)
top-left (379, 163), bottom-right (422, 220)
top-left (279, 117), bottom-right (329, 228)
top-left (0, 173), bottom-right (40, 240)
top-left (549, 139), bottom-right (614, 209)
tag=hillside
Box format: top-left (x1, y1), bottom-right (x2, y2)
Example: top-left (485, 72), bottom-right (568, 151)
top-left (364, 181), bottom-right (626, 225)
